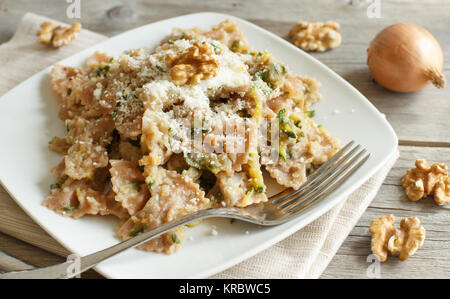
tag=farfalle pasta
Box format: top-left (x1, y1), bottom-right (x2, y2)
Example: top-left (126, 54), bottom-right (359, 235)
top-left (45, 20), bottom-right (339, 254)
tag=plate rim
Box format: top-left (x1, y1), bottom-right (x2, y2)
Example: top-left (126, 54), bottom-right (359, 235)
top-left (0, 11), bottom-right (398, 278)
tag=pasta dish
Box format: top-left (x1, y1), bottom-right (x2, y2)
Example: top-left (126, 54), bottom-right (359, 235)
top-left (44, 20), bottom-right (339, 254)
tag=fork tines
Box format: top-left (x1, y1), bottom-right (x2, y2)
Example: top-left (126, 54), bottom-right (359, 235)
top-left (272, 141), bottom-right (370, 215)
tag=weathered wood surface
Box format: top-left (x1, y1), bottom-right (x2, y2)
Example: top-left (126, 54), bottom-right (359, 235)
top-left (0, 186), bottom-right (70, 257)
top-left (324, 146), bottom-right (450, 278)
top-left (0, 233), bottom-right (102, 278)
top-left (0, 249), bottom-right (34, 272)
top-left (0, 0), bottom-right (449, 279)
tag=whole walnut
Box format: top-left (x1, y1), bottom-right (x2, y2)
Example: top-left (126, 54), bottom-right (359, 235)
top-left (289, 21), bottom-right (342, 52)
top-left (369, 215), bottom-right (426, 262)
top-left (402, 159), bottom-right (449, 205)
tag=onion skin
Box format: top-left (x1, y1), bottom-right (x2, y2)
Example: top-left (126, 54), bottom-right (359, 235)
top-left (367, 23), bottom-right (445, 93)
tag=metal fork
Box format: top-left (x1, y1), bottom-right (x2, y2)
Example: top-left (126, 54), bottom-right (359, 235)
top-left (0, 141), bottom-right (369, 279)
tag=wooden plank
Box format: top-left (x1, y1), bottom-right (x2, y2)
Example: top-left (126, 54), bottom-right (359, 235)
top-left (0, 186), bottom-right (69, 257)
top-left (399, 140), bottom-right (450, 148)
top-left (0, 250), bottom-right (34, 272)
top-left (0, 232), bottom-right (103, 278)
top-left (322, 145), bottom-right (450, 278)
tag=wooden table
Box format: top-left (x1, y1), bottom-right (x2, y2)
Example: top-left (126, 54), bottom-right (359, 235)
top-left (0, 0), bottom-right (449, 279)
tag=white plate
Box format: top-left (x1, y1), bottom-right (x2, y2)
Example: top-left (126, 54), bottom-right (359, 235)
top-left (0, 12), bottom-right (397, 278)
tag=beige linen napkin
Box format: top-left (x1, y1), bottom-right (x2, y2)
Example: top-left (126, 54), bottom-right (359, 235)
top-left (0, 13), bottom-right (399, 278)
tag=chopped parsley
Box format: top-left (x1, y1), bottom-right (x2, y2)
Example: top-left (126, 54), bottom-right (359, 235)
top-left (171, 231), bottom-right (181, 244)
top-left (307, 166), bottom-right (316, 175)
top-left (61, 205), bottom-right (78, 211)
top-left (112, 100), bottom-right (122, 119)
top-left (279, 150), bottom-right (290, 161)
top-left (258, 68), bottom-right (270, 82)
top-left (284, 130), bottom-right (297, 139)
top-left (278, 108), bottom-right (286, 124)
top-left (127, 182), bottom-right (142, 191)
top-left (65, 120), bottom-right (70, 132)
top-left (127, 139), bottom-right (140, 147)
top-left (278, 109), bottom-right (296, 138)
top-left (185, 153), bottom-right (202, 169)
top-left (176, 167), bottom-right (187, 174)
top-left (50, 183), bottom-right (61, 190)
top-left (207, 164), bottom-right (218, 172)
top-left (67, 88), bottom-right (72, 96)
top-left (147, 178), bottom-right (156, 188)
top-left (129, 225), bottom-right (146, 237)
top-left (184, 153), bottom-right (221, 174)
top-left (93, 64), bottom-right (110, 77)
top-left (231, 40), bottom-right (241, 51)
top-left (256, 186), bottom-right (264, 193)
top-left (155, 64), bottom-right (164, 72)
top-left (306, 110), bottom-right (315, 118)
top-left (190, 127), bottom-right (208, 136)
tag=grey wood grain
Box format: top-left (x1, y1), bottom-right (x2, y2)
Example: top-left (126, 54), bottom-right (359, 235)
top-left (0, 250), bottom-right (34, 272)
top-left (323, 145), bottom-right (450, 279)
top-left (0, 186), bottom-right (70, 257)
top-left (0, 0), bottom-right (449, 279)
top-left (0, 232), bottom-right (102, 278)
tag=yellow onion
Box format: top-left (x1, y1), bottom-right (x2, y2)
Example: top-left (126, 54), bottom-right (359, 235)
top-left (367, 23), bottom-right (445, 92)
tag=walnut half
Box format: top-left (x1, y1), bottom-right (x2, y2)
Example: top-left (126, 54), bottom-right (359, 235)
top-left (166, 42), bottom-right (219, 86)
top-left (289, 21), bottom-right (342, 52)
top-left (370, 215), bottom-right (426, 262)
top-left (387, 217), bottom-right (426, 261)
top-left (369, 214), bottom-right (396, 262)
top-left (434, 177), bottom-right (450, 205)
top-left (37, 22), bottom-right (82, 48)
top-left (401, 159), bottom-right (449, 205)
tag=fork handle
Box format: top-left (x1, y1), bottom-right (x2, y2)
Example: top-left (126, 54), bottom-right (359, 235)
top-left (0, 209), bottom-right (220, 279)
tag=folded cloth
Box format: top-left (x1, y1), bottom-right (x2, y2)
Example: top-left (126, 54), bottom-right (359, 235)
top-left (0, 13), bottom-right (399, 278)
